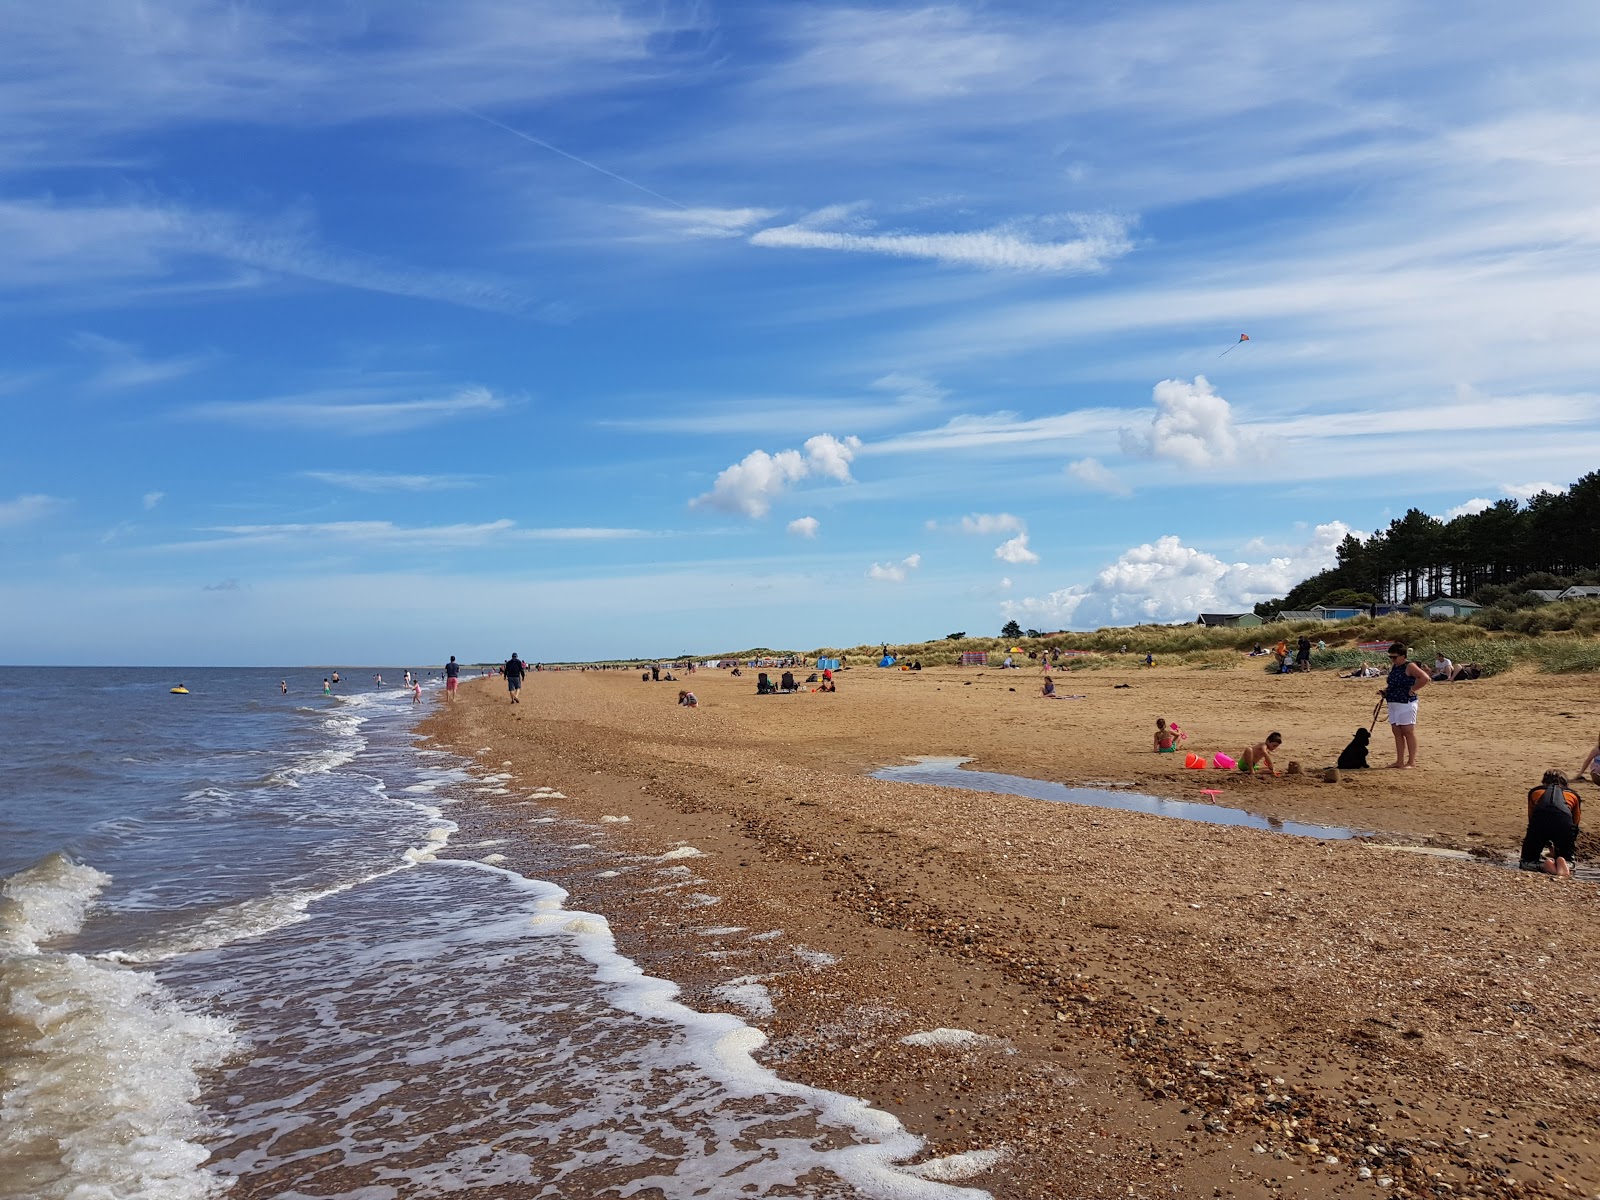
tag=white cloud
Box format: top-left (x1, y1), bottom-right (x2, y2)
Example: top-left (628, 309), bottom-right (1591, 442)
top-left (867, 553), bottom-right (921, 582)
top-left (189, 386), bottom-right (507, 434)
top-left (0, 493), bottom-right (67, 526)
top-left (142, 491), bottom-right (165, 510)
top-left (942, 512), bottom-right (1024, 535)
top-left (631, 206), bottom-right (778, 239)
top-left (304, 471), bottom-right (476, 492)
top-left (1066, 457), bottom-right (1131, 497)
top-left (1120, 376), bottom-right (1260, 469)
top-left (787, 516), bottom-right (820, 538)
top-left (1445, 497), bottom-right (1492, 519)
top-left (0, 198), bottom-right (525, 313)
top-left (994, 532), bottom-right (1040, 565)
top-left (1006, 522), bottom-right (1354, 629)
top-left (71, 333), bottom-right (215, 390)
top-left (999, 576), bottom-right (1012, 590)
top-left (691, 433), bottom-right (861, 517)
top-left (751, 210), bottom-right (1133, 274)
top-left (1502, 481), bottom-right (1566, 500)
top-left (165, 520), bottom-right (648, 552)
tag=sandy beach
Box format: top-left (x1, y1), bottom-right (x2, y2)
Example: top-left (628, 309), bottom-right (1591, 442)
top-left (423, 660), bottom-right (1600, 1199)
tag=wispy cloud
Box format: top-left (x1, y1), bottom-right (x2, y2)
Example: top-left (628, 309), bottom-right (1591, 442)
top-left (0, 493), bottom-right (68, 526)
top-left (1066, 458), bottom-right (1131, 497)
top-left (0, 198), bottom-right (525, 314)
top-left (189, 385), bottom-right (508, 435)
top-left (630, 205), bottom-right (778, 239)
top-left (142, 491), bottom-right (165, 510)
top-left (303, 471), bottom-right (479, 492)
top-left (602, 373), bottom-right (946, 437)
top-left (71, 332), bottom-right (215, 390)
top-left (751, 208), bottom-right (1134, 274)
top-left (165, 518), bottom-right (650, 553)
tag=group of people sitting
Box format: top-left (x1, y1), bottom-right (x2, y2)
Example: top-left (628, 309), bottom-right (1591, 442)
top-left (756, 669), bottom-right (835, 695)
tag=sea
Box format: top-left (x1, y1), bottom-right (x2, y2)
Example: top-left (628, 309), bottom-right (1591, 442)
top-left (0, 667), bottom-right (990, 1200)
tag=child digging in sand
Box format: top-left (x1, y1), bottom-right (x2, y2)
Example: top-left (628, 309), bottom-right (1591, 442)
top-left (1240, 732), bottom-right (1283, 776)
top-left (1153, 717), bottom-right (1185, 753)
top-left (1522, 770), bottom-right (1581, 877)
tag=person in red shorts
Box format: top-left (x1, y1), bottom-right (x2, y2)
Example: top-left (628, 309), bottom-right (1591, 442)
top-left (445, 655), bottom-right (460, 702)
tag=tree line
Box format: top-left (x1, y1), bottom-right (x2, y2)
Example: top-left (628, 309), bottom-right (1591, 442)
top-left (1257, 470), bottom-right (1600, 615)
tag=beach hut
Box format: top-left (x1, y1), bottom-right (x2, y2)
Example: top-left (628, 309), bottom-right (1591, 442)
top-left (1196, 613), bottom-right (1262, 628)
top-left (1421, 596), bottom-right (1483, 619)
top-left (1311, 604), bottom-right (1365, 621)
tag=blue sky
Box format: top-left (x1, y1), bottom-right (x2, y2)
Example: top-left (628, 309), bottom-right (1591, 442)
top-left (5, 1), bottom-right (1600, 665)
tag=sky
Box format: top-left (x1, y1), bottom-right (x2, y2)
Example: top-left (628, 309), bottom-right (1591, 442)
top-left (4, 1), bottom-right (1600, 665)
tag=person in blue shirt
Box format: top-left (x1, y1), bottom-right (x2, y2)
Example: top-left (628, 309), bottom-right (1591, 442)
top-left (1376, 642), bottom-right (1430, 768)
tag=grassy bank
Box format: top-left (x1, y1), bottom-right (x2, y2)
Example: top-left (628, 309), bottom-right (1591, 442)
top-left (804, 616), bottom-right (1600, 675)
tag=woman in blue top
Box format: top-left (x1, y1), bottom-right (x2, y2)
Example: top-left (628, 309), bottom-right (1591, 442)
top-left (1376, 641), bottom-right (1430, 768)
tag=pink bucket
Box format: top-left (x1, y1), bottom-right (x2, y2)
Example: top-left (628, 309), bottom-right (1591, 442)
top-left (1212, 752), bottom-right (1237, 770)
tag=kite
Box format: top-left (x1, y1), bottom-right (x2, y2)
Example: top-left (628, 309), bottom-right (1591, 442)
top-left (1218, 333), bottom-right (1250, 357)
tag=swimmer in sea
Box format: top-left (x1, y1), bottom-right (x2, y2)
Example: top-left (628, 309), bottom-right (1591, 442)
top-left (280, 679), bottom-right (287, 694)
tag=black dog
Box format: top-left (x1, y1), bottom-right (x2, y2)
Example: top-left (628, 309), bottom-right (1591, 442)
top-left (1336, 727), bottom-right (1371, 770)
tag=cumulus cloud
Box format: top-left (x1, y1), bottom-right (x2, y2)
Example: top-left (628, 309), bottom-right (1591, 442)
top-left (999, 576), bottom-right (1013, 590)
top-left (867, 553), bottom-right (921, 582)
top-left (787, 516), bottom-right (820, 538)
top-left (0, 493), bottom-right (67, 526)
top-left (1066, 457), bottom-right (1131, 496)
top-left (1004, 522), bottom-right (1355, 629)
top-left (691, 433), bottom-right (861, 518)
top-left (751, 209), bottom-right (1133, 274)
top-left (142, 490), bottom-right (165, 510)
top-left (1444, 480), bottom-right (1567, 519)
top-left (1445, 497), bottom-right (1492, 519)
top-left (1119, 376), bottom-right (1260, 469)
top-left (994, 532), bottom-right (1040, 565)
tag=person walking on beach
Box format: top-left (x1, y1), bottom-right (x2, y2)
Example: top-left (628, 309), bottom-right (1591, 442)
top-left (504, 653), bottom-right (526, 703)
top-left (412, 679), bottom-right (422, 706)
top-left (1377, 641), bottom-right (1429, 769)
top-left (1522, 770), bottom-right (1581, 877)
top-left (1295, 636), bottom-right (1312, 672)
top-left (445, 655), bottom-right (460, 702)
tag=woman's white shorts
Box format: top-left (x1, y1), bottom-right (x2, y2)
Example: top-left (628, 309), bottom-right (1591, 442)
top-left (1387, 700), bottom-right (1419, 726)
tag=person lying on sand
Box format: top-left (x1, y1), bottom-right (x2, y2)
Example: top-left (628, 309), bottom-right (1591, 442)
top-left (1336, 727), bottom-right (1371, 770)
top-left (1522, 770), bottom-right (1581, 877)
top-left (1240, 733), bottom-right (1283, 776)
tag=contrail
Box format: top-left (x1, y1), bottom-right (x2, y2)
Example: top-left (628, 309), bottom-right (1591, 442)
top-left (281, 28), bottom-right (689, 211)
top-left (444, 101), bottom-right (689, 211)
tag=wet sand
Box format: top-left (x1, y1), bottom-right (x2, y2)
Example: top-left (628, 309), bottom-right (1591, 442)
top-left (423, 661), bottom-right (1600, 1199)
